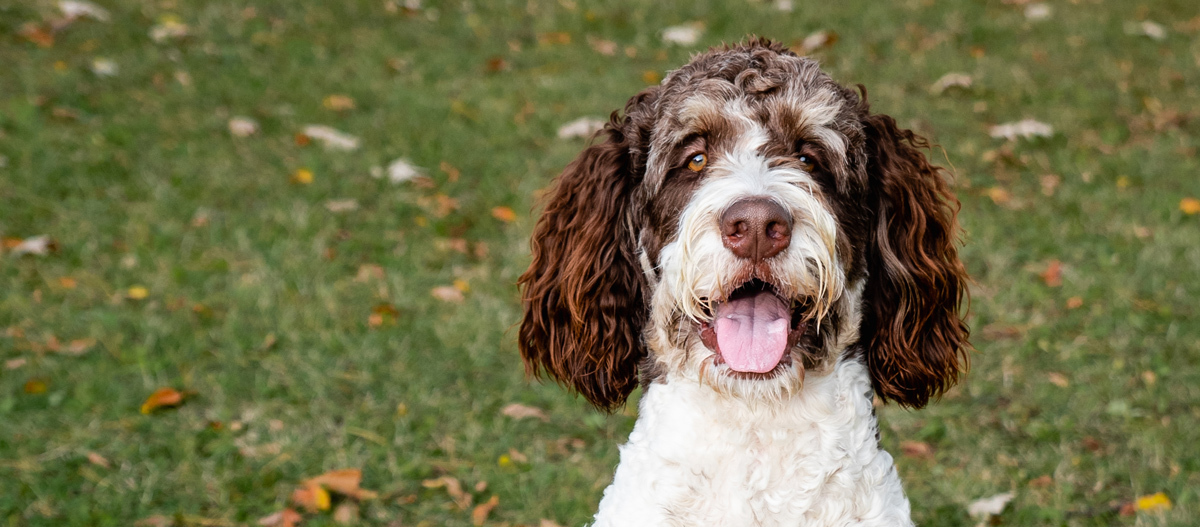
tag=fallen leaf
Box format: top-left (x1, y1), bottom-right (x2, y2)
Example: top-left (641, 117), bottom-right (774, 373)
top-left (354, 264), bottom-right (385, 282)
top-left (128, 286), bottom-right (149, 299)
top-left (1024, 3), bottom-right (1051, 21)
top-left (966, 491), bottom-right (1014, 518)
top-left (63, 338), bottom-right (95, 356)
top-left (1082, 436), bottom-right (1103, 452)
top-left (140, 387), bottom-right (184, 414)
top-left (431, 286), bottom-right (464, 303)
top-left (1039, 174), bottom-right (1060, 196)
top-left (374, 158), bottom-right (422, 184)
top-left (1047, 372), bottom-right (1069, 387)
top-left (6, 358), bottom-right (27, 370)
top-left (539, 521), bottom-right (564, 527)
top-left (228, 117), bottom-right (259, 137)
top-left (302, 125), bottom-right (360, 151)
top-left (989, 119), bottom-right (1053, 140)
top-left (474, 480), bottom-right (488, 492)
top-left (984, 187), bottom-right (1011, 205)
top-left (1142, 370), bottom-right (1157, 385)
top-left (25, 378), bottom-right (48, 394)
top-left (796, 30), bottom-right (838, 54)
top-left (1180, 197), bottom-right (1200, 215)
top-left (91, 58), bottom-right (118, 77)
top-left (1135, 492), bottom-right (1171, 512)
top-left (1125, 20), bottom-right (1167, 41)
top-left (294, 133), bottom-right (311, 146)
top-left (439, 161), bottom-right (461, 182)
top-left (453, 279), bottom-right (470, 293)
top-left (485, 56), bottom-right (509, 72)
top-left (1040, 260), bottom-right (1062, 287)
top-left (149, 16), bottom-right (190, 42)
top-left (18, 23), bottom-right (55, 47)
top-left (507, 448), bottom-right (528, 463)
top-left (291, 169), bottom-right (314, 185)
top-left (59, 277), bottom-right (77, 288)
top-left (422, 476), bottom-right (471, 509)
top-left (60, 1), bottom-right (111, 21)
top-left (491, 206), bottom-right (517, 223)
top-left (292, 481), bottom-right (331, 512)
top-left (7, 235), bottom-right (56, 256)
top-left (1066, 296), bottom-right (1083, 309)
top-left (324, 199), bottom-right (360, 212)
top-left (930, 72), bottom-right (972, 94)
top-left (642, 70), bottom-right (662, 84)
top-left (500, 403), bottom-right (548, 421)
top-left (557, 117), bottom-right (606, 139)
top-left (86, 451), bottom-right (111, 468)
top-left (323, 94), bottom-right (356, 111)
top-left (258, 508), bottom-right (302, 527)
top-left (588, 36), bottom-right (618, 55)
top-left (899, 440), bottom-right (933, 460)
top-left (662, 23), bottom-right (703, 46)
top-left (471, 495), bottom-right (499, 526)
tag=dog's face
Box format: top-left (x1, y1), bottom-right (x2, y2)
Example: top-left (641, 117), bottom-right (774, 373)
top-left (520, 39), bottom-right (968, 409)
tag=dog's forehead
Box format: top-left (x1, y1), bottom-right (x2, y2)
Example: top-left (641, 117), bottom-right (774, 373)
top-left (642, 49), bottom-right (858, 182)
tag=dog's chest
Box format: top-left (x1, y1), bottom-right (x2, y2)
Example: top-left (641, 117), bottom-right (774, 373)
top-left (592, 360), bottom-right (913, 527)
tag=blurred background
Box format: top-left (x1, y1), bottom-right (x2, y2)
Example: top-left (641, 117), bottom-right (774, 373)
top-left (1, 0), bottom-right (1197, 525)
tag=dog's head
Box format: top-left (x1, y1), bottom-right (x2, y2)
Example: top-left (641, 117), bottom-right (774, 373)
top-left (519, 39), bottom-right (968, 409)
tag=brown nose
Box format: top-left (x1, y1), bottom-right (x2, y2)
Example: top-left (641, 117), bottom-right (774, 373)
top-left (720, 198), bottom-right (792, 261)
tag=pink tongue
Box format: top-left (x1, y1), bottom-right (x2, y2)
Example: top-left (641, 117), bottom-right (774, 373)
top-left (714, 291), bottom-right (790, 373)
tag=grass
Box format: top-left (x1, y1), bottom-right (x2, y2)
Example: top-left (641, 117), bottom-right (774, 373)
top-left (1, 0), bottom-right (1198, 525)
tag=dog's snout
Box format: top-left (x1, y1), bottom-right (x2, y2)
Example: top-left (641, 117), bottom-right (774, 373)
top-left (719, 198), bottom-right (792, 261)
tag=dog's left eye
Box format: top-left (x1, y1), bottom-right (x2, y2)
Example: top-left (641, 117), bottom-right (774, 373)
top-left (687, 153), bottom-right (708, 172)
top-left (798, 155), bottom-right (816, 172)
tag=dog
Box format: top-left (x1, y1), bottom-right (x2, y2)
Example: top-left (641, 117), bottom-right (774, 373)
top-left (518, 38), bottom-right (968, 526)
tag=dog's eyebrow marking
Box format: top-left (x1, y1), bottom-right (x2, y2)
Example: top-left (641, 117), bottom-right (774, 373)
top-left (760, 89), bottom-right (851, 184)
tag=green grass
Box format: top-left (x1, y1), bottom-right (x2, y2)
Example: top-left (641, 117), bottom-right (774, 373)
top-left (2, 0), bottom-right (1198, 525)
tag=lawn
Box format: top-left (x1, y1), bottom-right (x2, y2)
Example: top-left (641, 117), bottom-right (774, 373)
top-left (1, 0), bottom-right (1198, 525)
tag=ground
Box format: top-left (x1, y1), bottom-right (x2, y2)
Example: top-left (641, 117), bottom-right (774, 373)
top-left (1, 0), bottom-right (1198, 526)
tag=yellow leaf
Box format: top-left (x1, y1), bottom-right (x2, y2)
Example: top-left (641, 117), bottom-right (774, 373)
top-left (127, 286), bottom-right (149, 299)
top-left (642, 70), bottom-right (662, 84)
top-left (984, 187), bottom-right (1011, 205)
top-left (24, 378), bottom-right (48, 394)
top-left (453, 279), bottom-right (470, 293)
top-left (305, 468), bottom-right (362, 496)
top-left (140, 387), bottom-right (184, 414)
top-left (291, 168), bottom-right (314, 185)
top-left (1181, 197), bottom-right (1200, 215)
top-left (1116, 175), bottom-right (1130, 188)
top-left (59, 277), bottom-right (77, 289)
top-left (1135, 492), bottom-right (1171, 512)
top-left (491, 206), bottom-right (517, 223)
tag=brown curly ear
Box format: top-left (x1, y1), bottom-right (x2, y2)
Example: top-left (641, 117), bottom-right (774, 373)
top-left (861, 112), bottom-right (969, 409)
top-left (518, 106), bottom-right (652, 410)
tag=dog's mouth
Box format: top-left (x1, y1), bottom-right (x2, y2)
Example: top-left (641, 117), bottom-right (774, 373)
top-left (698, 279), bottom-right (811, 375)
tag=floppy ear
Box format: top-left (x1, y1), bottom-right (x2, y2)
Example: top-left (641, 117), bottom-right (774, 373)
top-left (860, 112), bottom-right (969, 409)
top-left (518, 105), bottom-right (651, 411)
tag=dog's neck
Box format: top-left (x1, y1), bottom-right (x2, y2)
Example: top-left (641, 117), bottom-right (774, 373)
top-left (592, 357), bottom-right (914, 527)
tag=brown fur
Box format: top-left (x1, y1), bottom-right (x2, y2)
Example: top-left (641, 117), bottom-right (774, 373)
top-left (519, 38), bottom-right (968, 410)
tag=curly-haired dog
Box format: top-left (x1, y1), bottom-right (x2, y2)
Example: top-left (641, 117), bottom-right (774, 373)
top-left (519, 38), bottom-right (969, 526)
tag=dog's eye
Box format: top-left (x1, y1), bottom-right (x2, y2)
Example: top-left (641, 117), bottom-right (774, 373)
top-left (687, 153), bottom-right (707, 172)
top-left (798, 155), bottom-right (815, 172)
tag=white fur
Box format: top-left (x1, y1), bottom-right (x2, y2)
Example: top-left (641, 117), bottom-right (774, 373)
top-left (592, 357), bottom-right (913, 527)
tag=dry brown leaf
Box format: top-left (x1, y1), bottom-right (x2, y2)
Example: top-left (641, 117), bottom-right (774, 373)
top-left (422, 476), bottom-right (471, 509)
top-left (1066, 297), bottom-right (1083, 309)
top-left (140, 387), bottom-right (184, 414)
top-left (323, 94), bottom-right (356, 111)
top-left (439, 161), bottom-right (461, 182)
top-left (474, 480), bottom-right (488, 492)
top-left (6, 358), bottom-right (27, 370)
top-left (501, 403), bottom-right (548, 421)
top-left (539, 520), bottom-right (565, 527)
top-left (292, 481), bottom-right (331, 512)
top-left (471, 495), bottom-right (499, 526)
top-left (19, 23), bottom-right (55, 47)
top-left (63, 338), bottom-right (95, 356)
top-left (537, 32), bottom-right (571, 45)
top-left (1047, 372), bottom-right (1069, 388)
top-left (1082, 436), bottom-right (1103, 453)
top-left (86, 451), bottom-right (111, 468)
top-left (258, 509), bottom-right (302, 527)
top-left (58, 277), bottom-right (77, 288)
top-left (355, 264), bottom-right (385, 282)
top-left (25, 378), bottom-right (48, 394)
top-left (507, 448), bottom-right (528, 463)
top-left (1040, 260), bottom-right (1062, 287)
top-left (899, 440), bottom-right (933, 459)
top-left (491, 206), bottom-right (517, 223)
top-left (305, 469), bottom-right (363, 496)
top-left (588, 36), bottom-right (618, 55)
top-left (984, 187), bottom-right (1011, 205)
top-left (485, 56), bottom-right (509, 72)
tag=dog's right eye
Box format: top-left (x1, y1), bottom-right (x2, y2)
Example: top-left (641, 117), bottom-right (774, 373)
top-left (687, 153), bottom-right (708, 172)
top-left (797, 155), bottom-right (815, 172)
